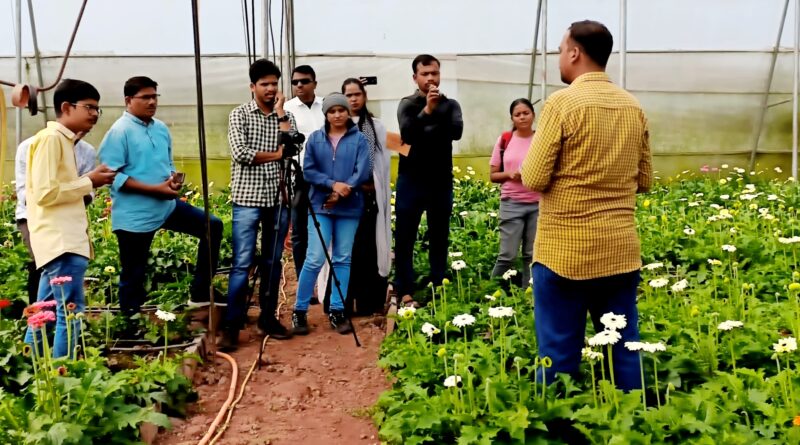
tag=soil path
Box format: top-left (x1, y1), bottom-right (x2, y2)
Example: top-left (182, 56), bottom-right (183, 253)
top-left (155, 264), bottom-right (389, 445)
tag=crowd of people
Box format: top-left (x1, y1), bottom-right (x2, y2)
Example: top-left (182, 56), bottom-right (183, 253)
top-left (14, 20), bottom-right (653, 392)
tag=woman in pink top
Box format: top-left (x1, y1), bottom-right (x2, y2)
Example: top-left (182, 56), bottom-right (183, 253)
top-left (489, 98), bottom-right (541, 288)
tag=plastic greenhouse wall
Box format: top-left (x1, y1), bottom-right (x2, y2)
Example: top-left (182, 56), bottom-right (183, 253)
top-left (1, 0), bottom-right (797, 185)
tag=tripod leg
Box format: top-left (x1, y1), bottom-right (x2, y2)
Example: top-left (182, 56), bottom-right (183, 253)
top-left (307, 206), bottom-right (361, 347)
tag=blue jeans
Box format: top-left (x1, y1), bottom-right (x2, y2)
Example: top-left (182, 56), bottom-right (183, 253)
top-left (394, 174), bottom-right (453, 297)
top-left (115, 199), bottom-right (223, 316)
top-left (24, 253), bottom-right (89, 358)
top-left (533, 263), bottom-right (642, 391)
top-left (295, 214), bottom-right (360, 312)
top-left (226, 204), bottom-right (290, 329)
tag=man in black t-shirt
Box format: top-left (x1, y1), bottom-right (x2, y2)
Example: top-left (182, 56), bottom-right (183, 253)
top-left (395, 54), bottom-right (463, 303)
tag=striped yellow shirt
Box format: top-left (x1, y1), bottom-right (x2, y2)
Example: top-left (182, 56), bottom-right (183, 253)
top-left (521, 72), bottom-right (652, 280)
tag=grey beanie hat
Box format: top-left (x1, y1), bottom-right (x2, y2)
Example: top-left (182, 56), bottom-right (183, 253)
top-left (322, 92), bottom-right (350, 115)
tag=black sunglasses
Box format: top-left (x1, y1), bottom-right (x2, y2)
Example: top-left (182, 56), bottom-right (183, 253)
top-left (291, 78), bottom-right (314, 86)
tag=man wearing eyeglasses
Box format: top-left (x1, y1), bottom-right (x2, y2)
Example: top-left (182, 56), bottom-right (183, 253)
top-left (283, 65), bottom-right (324, 295)
top-left (99, 76), bottom-right (223, 330)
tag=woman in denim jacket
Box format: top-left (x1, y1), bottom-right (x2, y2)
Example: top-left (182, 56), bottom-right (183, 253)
top-left (292, 92), bottom-right (371, 335)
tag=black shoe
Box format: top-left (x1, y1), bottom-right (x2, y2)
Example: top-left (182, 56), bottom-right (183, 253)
top-left (329, 311), bottom-right (353, 335)
top-left (291, 311), bottom-right (310, 336)
top-left (259, 319), bottom-right (293, 340)
top-left (218, 329), bottom-right (239, 352)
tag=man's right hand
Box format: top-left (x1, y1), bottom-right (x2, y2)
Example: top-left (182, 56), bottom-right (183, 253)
top-left (154, 178), bottom-right (181, 199)
top-left (423, 85), bottom-right (441, 115)
top-left (87, 164), bottom-right (117, 188)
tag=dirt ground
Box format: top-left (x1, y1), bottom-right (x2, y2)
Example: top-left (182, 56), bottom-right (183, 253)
top-left (154, 263), bottom-right (390, 445)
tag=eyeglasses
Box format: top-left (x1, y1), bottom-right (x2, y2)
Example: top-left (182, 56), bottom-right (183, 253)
top-left (70, 103), bottom-right (102, 115)
top-left (291, 78), bottom-right (314, 86)
top-left (130, 94), bottom-right (160, 101)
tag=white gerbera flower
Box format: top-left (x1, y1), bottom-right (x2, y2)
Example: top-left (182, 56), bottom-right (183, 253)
top-left (721, 244), bottom-right (737, 253)
top-left (489, 212), bottom-right (498, 217)
top-left (773, 337), bottom-right (797, 354)
top-left (707, 258), bottom-right (722, 266)
top-left (768, 194), bottom-right (779, 201)
top-left (683, 228), bottom-right (696, 236)
top-left (397, 306), bottom-right (416, 319)
top-left (775, 166), bottom-right (783, 173)
top-left (600, 312), bottom-right (627, 331)
top-left (649, 278), bottom-right (669, 288)
top-left (452, 314), bottom-right (476, 328)
top-left (641, 342), bottom-right (667, 353)
top-left (642, 262), bottom-right (664, 271)
top-left (488, 306), bottom-right (515, 318)
top-left (485, 294), bottom-right (496, 301)
top-left (448, 251), bottom-right (463, 257)
top-left (451, 260), bottom-right (467, 271)
top-left (671, 279), bottom-right (689, 292)
top-left (444, 375), bottom-right (462, 388)
top-left (717, 320), bottom-right (744, 331)
top-left (624, 341), bottom-right (645, 351)
top-left (720, 194), bottom-right (730, 200)
top-left (155, 310), bottom-right (176, 322)
top-left (588, 330), bottom-right (622, 346)
top-left (459, 211), bottom-right (469, 217)
top-left (421, 322), bottom-right (441, 338)
top-left (581, 347), bottom-right (604, 361)
top-left (501, 269), bottom-right (518, 280)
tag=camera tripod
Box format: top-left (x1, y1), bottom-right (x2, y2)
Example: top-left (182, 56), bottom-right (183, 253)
top-left (257, 153), bottom-right (361, 367)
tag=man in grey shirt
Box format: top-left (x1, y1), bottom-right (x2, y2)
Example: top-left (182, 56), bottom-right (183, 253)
top-left (14, 136), bottom-right (96, 303)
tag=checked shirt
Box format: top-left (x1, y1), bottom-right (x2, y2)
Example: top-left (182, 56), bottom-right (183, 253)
top-left (228, 100), bottom-right (297, 208)
top-left (521, 72), bottom-right (653, 280)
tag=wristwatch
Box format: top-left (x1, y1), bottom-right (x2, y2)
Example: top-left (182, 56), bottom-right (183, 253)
top-left (277, 114), bottom-right (290, 122)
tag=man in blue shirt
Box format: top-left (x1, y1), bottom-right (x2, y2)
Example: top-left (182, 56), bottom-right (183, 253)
top-left (99, 76), bottom-right (223, 322)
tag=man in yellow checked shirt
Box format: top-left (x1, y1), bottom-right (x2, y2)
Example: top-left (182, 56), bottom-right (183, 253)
top-left (521, 20), bottom-right (653, 391)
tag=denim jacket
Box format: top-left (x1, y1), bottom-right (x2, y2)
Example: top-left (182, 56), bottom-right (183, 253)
top-left (303, 124), bottom-right (372, 218)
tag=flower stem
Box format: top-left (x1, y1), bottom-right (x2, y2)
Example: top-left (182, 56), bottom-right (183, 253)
top-left (590, 361), bottom-right (598, 409)
top-left (638, 352), bottom-right (646, 410)
top-left (653, 357), bottom-right (661, 408)
top-left (607, 345), bottom-right (618, 410)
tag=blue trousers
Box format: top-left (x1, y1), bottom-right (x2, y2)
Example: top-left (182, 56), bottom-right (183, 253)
top-left (533, 263), bottom-right (642, 391)
top-left (24, 253), bottom-right (88, 358)
top-left (226, 204), bottom-right (290, 329)
top-left (295, 214), bottom-right (360, 312)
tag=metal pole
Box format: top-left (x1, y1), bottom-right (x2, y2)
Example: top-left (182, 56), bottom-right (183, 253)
top-left (15, 0), bottom-right (22, 148)
top-left (262, 0), bottom-right (269, 59)
top-left (619, 0), bottom-right (627, 88)
top-left (526, 0), bottom-right (543, 101)
top-left (793, 0), bottom-right (799, 179)
top-left (541, 0), bottom-right (548, 101)
top-left (27, 0), bottom-right (48, 122)
top-left (190, 0), bottom-right (217, 355)
top-left (288, 0), bottom-right (296, 77)
top-left (750, 0), bottom-right (789, 171)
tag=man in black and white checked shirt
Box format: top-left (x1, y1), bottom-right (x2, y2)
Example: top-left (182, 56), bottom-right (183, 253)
top-left (223, 59), bottom-right (298, 350)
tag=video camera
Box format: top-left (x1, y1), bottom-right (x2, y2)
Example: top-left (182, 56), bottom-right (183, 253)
top-left (279, 131), bottom-right (306, 159)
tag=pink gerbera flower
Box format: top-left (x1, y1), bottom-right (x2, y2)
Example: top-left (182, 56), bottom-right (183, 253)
top-left (49, 276), bottom-right (73, 286)
top-left (27, 310), bottom-right (56, 329)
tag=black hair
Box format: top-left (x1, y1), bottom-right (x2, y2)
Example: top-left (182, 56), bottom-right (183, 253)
top-left (568, 20), bottom-right (613, 68)
top-left (292, 65), bottom-right (316, 81)
top-left (412, 54), bottom-right (440, 73)
top-left (123, 76), bottom-right (158, 97)
top-left (509, 98), bottom-right (535, 116)
top-left (508, 98), bottom-right (535, 131)
top-left (249, 58), bottom-right (282, 84)
top-left (341, 78), bottom-right (374, 120)
top-left (53, 79), bottom-right (100, 118)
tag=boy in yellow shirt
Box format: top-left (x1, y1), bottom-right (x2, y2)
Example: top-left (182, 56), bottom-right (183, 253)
top-left (23, 79), bottom-right (116, 358)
